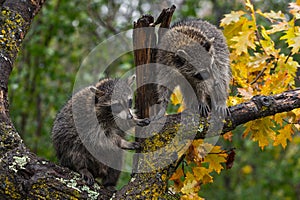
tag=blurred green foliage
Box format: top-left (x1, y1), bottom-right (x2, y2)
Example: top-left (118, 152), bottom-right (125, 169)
top-left (8, 0), bottom-right (299, 198)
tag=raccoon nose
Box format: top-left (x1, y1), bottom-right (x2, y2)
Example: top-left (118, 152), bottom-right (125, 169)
top-left (127, 113), bottom-right (133, 119)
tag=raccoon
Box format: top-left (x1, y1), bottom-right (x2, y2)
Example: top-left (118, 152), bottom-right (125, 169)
top-left (156, 19), bottom-right (231, 119)
top-left (51, 75), bottom-right (149, 189)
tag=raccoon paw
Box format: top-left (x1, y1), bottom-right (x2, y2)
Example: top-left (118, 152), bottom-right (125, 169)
top-left (136, 118), bottom-right (150, 126)
top-left (214, 106), bottom-right (230, 118)
top-left (121, 141), bottom-right (141, 150)
top-left (198, 102), bottom-right (210, 117)
top-left (79, 168), bottom-right (94, 186)
top-left (131, 141), bottom-right (141, 150)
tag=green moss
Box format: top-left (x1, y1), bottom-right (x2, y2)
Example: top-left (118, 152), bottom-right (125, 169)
top-left (227, 120), bottom-right (233, 128)
top-left (0, 122), bottom-right (23, 154)
top-left (81, 185), bottom-right (99, 199)
top-left (55, 176), bottom-right (100, 199)
top-left (8, 155), bottom-right (30, 173)
top-left (30, 178), bottom-right (82, 199)
top-left (0, 8), bottom-right (27, 59)
top-left (262, 106), bottom-right (268, 111)
top-left (4, 176), bottom-right (21, 198)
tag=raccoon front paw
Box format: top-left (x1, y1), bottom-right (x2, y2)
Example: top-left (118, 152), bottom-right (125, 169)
top-left (136, 118), bottom-right (150, 126)
top-left (121, 141), bottom-right (141, 150)
top-left (198, 102), bottom-right (210, 117)
top-left (214, 106), bottom-right (230, 118)
top-left (131, 141), bottom-right (141, 150)
top-left (79, 168), bottom-right (94, 186)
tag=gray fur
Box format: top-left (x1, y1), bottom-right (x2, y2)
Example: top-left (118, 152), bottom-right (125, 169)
top-left (156, 19), bottom-right (231, 117)
top-left (51, 77), bottom-right (148, 189)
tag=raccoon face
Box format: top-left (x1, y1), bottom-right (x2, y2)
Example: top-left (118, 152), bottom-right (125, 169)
top-left (111, 96), bottom-right (134, 120)
top-left (90, 75), bottom-right (136, 121)
top-left (175, 43), bottom-right (212, 81)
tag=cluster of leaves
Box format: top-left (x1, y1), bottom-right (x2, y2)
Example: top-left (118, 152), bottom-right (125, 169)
top-left (222, 0), bottom-right (300, 149)
top-left (169, 140), bottom-right (231, 200)
top-left (168, 87), bottom-right (232, 199)
top-left (168, 0), bottom-right (300, 199)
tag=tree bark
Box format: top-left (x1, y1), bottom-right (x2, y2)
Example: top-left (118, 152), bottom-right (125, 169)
top-left (0, 2), bottom-right (299, 200)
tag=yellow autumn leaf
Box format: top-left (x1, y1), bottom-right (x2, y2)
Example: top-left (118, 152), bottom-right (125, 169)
top-left (280, 20), bottom-right (295, 47)
top-left (189, 140), bottom-right (214, 162)
top-left (177, 104), bottom-right (185, 113)
top-left (244, 118), bottom-right (276, 150)
top-left (170, 168), bottom-right (184, 181)
top-left (276, 54), bottom-right (298, 76)
top-left (247, 54), bottom-right (273, 79)
top-left (237, 87), bottom-right (253, 100)
top-left (289, 2), bottom-right (300, 19)
top-left (273, 124), bottom-right (294, 149)
top-left (292, 109), bottom-right (300, 131)
top-left (259, 26), bottom-right (279, 55)
top-left (201, 141), bottom-right (216, 154)
top-left (181, 180), bottom-right (198, 195)
top-left (205, 156), bottom-right (226, 174)
top-left (231, 61), bottom-right (250, 88)
top-left (181, 194), bottom-right (204, 200)
top-left (220, 10), bottom-right (246, 26)
top-left (287, 111), bottom-right (297, 123)
top-left (273, 112), bottom-right (287, 127)
top-left (193, 167), bottom-right (213, 184)
top-left (231, 28), bottom-right (256, 55)
top-left (227, 96), bottom-right (244, 107)
top-left (260, 70), bottom-right (291, 95)
top-left (170, 86), bottom-right (183, 105)
top-left (169, 168), bottom-right (184, 192)
top-left (203, 146), bottom-right (227, 174)
top-left (267, 21), bottom-right (288, 34)
top-left (222, 17), bottom-right (248, 46)
top-left (181, 172), bottom-right (199, 195)
top-left (209, 145), bottom-right (227, 156)
top-left (245, 0), bottom-right (254, 12)
top-left (256, 10), bottom-right (286, 22)
top-left (290, 32), bottom-right (300, 54)
top-left (170, 86), bottom-right (186, 112)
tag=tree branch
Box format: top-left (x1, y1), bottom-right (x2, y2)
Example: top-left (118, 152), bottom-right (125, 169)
top-left (162, 88), bottom-right (300, 139)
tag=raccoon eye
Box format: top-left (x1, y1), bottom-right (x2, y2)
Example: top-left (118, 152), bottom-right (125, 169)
top-left (175, 54), bottom-right (186, 66)
top-left (94, 96), bottom-right (99, 104)
top-left (128, 99), bottom-right (133, 108)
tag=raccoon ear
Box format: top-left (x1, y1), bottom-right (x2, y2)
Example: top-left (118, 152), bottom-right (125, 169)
top-left (176, 49), bottom-right (192, 61)
top-left (127, 74), bottom-right (136, 86)
top-left (89, 86), bottom-right (105, 96)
